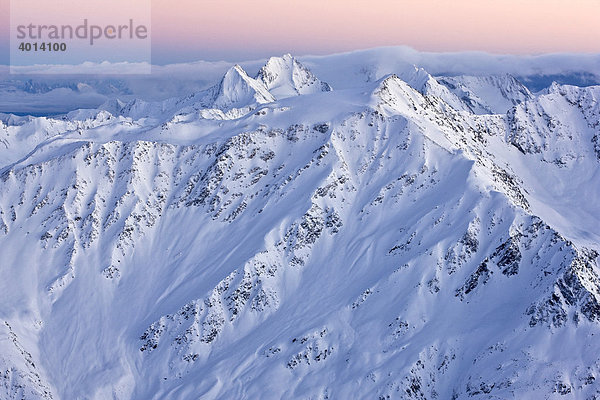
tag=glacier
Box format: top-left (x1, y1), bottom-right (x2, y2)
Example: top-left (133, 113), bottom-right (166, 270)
top-left (0, 51), bottom-right (599, 399)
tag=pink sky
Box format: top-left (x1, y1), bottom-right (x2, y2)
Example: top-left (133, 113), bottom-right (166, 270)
top-left (2, 0), bottom-right (600, 63)
top-left (152, 0), bottom-right (600, 54)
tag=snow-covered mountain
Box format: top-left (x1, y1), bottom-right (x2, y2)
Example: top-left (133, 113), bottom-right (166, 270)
top-left (3, 47), bottom-right (599, 116)
top-left (437, 74), bottom-right (533, 114)
top-left (0, 53), bottom-right (599, 400)
top-left (257, 54), bottom-right (332, 98)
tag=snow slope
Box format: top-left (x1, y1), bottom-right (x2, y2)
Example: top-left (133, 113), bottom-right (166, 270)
top-left (437, 74), bottom-right (533, 114)
top-left (0, 54), bottom-right (599, 400)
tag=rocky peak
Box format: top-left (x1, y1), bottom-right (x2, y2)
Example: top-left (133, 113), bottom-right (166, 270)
top-left (256, 54), bottom-right (332, 99)
top-left (212, 64), bottom-right (275, 109)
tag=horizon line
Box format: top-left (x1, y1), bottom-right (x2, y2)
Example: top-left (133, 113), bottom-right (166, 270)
top-left (2, 45), bottom-right (600, 69)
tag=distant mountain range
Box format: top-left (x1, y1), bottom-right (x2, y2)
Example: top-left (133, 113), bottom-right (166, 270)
top-left (1, 46), bottom-right (599, 115)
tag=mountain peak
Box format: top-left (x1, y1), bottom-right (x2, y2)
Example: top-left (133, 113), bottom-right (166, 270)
top-left (256, 54), bottom-right (332, 99)
top-left (371, 73), bottom-right (427, 114)
top-left (225, 64), bottom-right (248, 78)
top-left (212, 64), bottom-right (275, 110)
